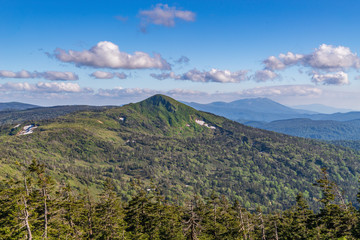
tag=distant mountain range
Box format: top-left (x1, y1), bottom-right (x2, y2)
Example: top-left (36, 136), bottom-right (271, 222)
top-left (0, 102), bottom-right (39, 111)
top-left (185, 98), bottom-right (316, 123)
top-left (186, 98), bottom-right (360, 140)
top-left (247, 118), bottom-right (360, 140)
top-left (3, 99), bottom-right (360, 141)
top-left (293, 103), bottom-right (353, 114)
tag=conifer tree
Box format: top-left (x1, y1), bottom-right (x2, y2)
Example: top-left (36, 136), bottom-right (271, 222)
top-left (124, 183), bottom-right (151, 239)
top-left (93, 178), bottom-right (126, 240)
top-left (183, 201), bottom-right (201, 240)
top-left (0, 161), bottom-right (35, 240)
top-left (314, 168), bottom-right (356, 239)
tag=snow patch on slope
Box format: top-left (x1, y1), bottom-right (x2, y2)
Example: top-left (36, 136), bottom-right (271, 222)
top-left (195, 119), bottom-right (216, 129)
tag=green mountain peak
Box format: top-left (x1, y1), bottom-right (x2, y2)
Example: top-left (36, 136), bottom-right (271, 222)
top-left (118, 94), bottom-right (220, 136)
top-left (136, 94), bottom-right (194, 114)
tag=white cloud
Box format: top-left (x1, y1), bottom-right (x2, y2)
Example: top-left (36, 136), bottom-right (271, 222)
top-left (41, 71), bottom-right (78, 81)
top-left (263, 53), bottom-right (305, 70)
top-left (253, 70), bottom-right (278, 82)
top-left (307, 44), bottom-right (360, 70)
top-left (36, 82), bottom-right (83, 92)
top-left (97, 87), bottom-right (157, 98)
top-left (311, 72), bottom-right (349, 85)
top-left (91, 71), bottom-right (128, 79)
top-left (167, 88), bottom-right (206, 97)
top-left (150, 72), bottom-right (180, 80)
top-left (240, 85), bottom-right (322, 97)
top-left (0, 82), bottom-right (89, 93)
top-left (54, 41), bottom-right (171, 70)
top-left (264, 44), bottom-right (360, 72)
top-left (0, 82), bottom-right (36, 91)
top-left (150, 68), bottom-right (248, 83)
top-left (261, 44), bottom-right (360, 85)
top-left (91, 71), bottom-right (114, 79)
top-left (0, 70), bottom-right (78, 81)
top-left (139, 4), bottom-right (195, 31)
top-left (0, 70), bottom-right (36, 78)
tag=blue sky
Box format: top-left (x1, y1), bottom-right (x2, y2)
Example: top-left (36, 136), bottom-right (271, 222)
top-left (1, 0), bottom-right (360, 109)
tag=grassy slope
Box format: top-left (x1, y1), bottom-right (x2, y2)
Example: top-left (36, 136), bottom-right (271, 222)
top-left (1, 94), bottom-right (360, 211)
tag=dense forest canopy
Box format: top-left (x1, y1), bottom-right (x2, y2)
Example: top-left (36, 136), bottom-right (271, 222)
top-left (1, 163), bottom-right (360, 239)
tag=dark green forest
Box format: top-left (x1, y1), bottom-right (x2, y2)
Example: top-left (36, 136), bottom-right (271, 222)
top-left (1, 162), bottom-right (359, 239)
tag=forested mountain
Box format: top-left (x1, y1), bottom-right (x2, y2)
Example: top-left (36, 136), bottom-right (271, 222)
top-left (0, 105), bottom-right (115, 126)
top-left (0, 102), bottom-right (38, 111)
top-left (1, 94), bottom-right (360, 213)
top-left (310, 111), bottom-right (360, 121)
top-left (247, 118), bottom-right (360, 140)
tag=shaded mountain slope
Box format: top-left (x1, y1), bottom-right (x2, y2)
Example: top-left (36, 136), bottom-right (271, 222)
top-left (1, 94), bottom-right (360, 212)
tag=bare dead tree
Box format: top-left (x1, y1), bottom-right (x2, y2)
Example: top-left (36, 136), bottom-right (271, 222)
top-left (183, 203), bottom-right (200, 240)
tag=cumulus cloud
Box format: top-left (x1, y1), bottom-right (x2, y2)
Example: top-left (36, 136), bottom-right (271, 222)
top-left (0, 82), bottom-right (89, 93)
top-left (264, 52), bottom-right (304, 70)
top-left (139, 4), bottom-right (195, 31)
top-left (41, 71), bottom-right (79, 81)
top-left (0, 70), bottom-right (35, 78)
top-left (307, 44), bottom-right (360, 70)
top-left (150, 69), bottom-right (249, 83)
top-left (54, 41), bottom-right (171, 70)
top-left (260, 44), bottom-right (360, 85)
top-left (90, 71), bottom-right (128, 79)
top-left (0, 70), bottom-right (78, 81)
top-left (150, 72), bottom-right (180, 80)
top-left (36, 82), bottom-right (84, 92)
top-left (253, 70), bottom-right (278, 82)
top-left (264, 44), bottom-right (360, 72)
top-left (182, 69), bottom-right (248, 83)
top-left (311, 72), bottom-right (349, 85)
